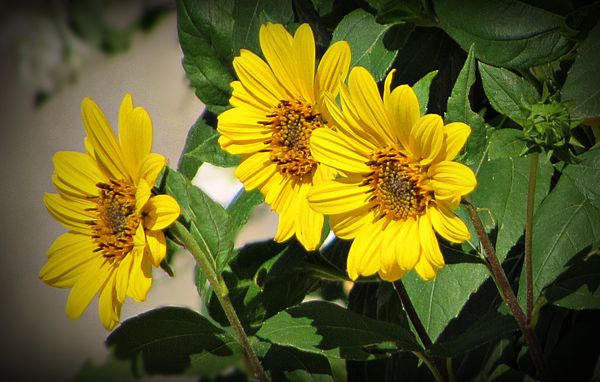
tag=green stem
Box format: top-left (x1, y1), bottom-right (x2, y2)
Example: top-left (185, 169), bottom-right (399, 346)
top-left (171, 221), bottom-right (270, 382)
top-left (525, 153), bottom-right (539, 321)
top-left (463, 198), bottom-right (552, 382)
top-left (413, 351), bottom-right (445, 382)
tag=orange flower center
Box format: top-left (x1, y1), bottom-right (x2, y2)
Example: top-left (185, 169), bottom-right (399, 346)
top-left (89, 179), bottom-right (139, 260)
top-left (364, 147), bottom-right (432, 221)
top-left (263, 99), bottom-right (324, 180)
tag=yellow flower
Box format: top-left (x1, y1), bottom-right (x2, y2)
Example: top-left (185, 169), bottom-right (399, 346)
top-left (218, 23), bottom-right (351, 251)
top-left (308, 67), bottom-right (477, 281)
top-left (40, 94), bottom-right (180, 330)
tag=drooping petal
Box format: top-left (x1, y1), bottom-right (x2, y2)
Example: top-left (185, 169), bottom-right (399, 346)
top-left (138, 153), bottom-right (166, 188)
top-left (443, 122), bottom-right (470, 161)
top-left (98, 267), bottom-right (120, 330)
top-left (418, 214), bottom-right (445, 268)
top-left (346, 219), bottom-right (384, 280)
top-left (310, 129), bottom-right (370, 174)
top-left (135, 178), bottom-right (152, 214)
top-left (44, 193), bottom-right (95, 234)
top-left (428, 161), bottom-right (477, 196)
top-left (329, 206), bottom-right (372, 239)
top-left (118, 93), bottom-right (133, 135)
top-left (127, 248), bottom-right (152, 302)
top-left (308, 177), bottom-right (370, 215)
top-left (115, 253), bottom-right (133, 303)
top-left (143, 195), bottom-right (181, 231)
top-left (234, 49), bottom-right (287, 104)
top-left (409, 114), bottom-right (443, 165)
top-left (274, 193), bottom-right (297, 243)
top-left (414, 255), bottom-right (438, 281)
top-left (429, 206), bottom-right (470, 243)
top-left (291, 23), bottom-right (316, 102)
top-left (395, 218), bottom-right (421, 271)
top-left (40, 232), bottom-right (98, 288)
top-left (379, 220), bottom-right (404, 277)
top-left (235, 152), bottom-right (277, 191)
top-left (65, 257), bottom-right (110, 319)
top-left (295, 183), bottom-right (323, 251)
top-left (119, 106), bottom-right (153, 181)
top-left (387, 85), bottom-right (420, 149)
top-left (146, 230), bottom-right (167, 267)
top-left (81, 97), bottom-right (128, 180)
top-left (52, 151), bottom-right (104, 198)
top-left (316, 41), bottom-right (351, 97)
top-left (259, 23), bottom-right (299, 98)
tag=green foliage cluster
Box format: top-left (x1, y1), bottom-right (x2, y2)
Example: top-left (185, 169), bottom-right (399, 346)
top-left (76, 0), bottom-right (600, 381)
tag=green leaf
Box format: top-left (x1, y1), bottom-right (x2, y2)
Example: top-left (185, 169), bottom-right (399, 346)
top-left (487, 129), bottom-right (527, 160)
top-left (472, 140), bottom-right (554, 261)
top-left (435, 0), bottom-right (572, 68)
top-left (412, 70), bottom-right (438, 115)
top-left (177, 0), bottom-right (236, 114)
top-left (227, 188), bottom-right (264, 237)
top-left (72, 354), bottom-right (134, 382)
top-left (428, 312), bottom-right (517, 357)
top-left (545, 255), bottom-right (600, 310)
top-left (262, 345), bottom-right (334, 381)
top-left (331, 9), bottom-right (410, 81)
top-left (445, 45), bottom-right (491, 170)
top-left (562, 22), bottom-right (600, 120)
top-left (165, 169), bottom-right (234, 274)
top-left (478, 62), bottom-right (540, 125)
top-left (184, 133), bottom-right (240, 168)
top-left (489, 364), bottom-right (536, 382)
top-left (107, 307), bottom-right (239, 375)
top-left (232, 0), bottom-right (293, 54)
top-left (256, 300), bottom-right (420, 360)
top-left (518, 146), bottom-right (600, 305)
top-left (373, 0), bottom-right (428, 24)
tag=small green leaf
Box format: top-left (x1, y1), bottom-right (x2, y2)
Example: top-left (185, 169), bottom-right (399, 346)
top-left (165, 169), bottom-right (234, 274)
top-left (412, 70), bottom-right (438, 115)
top-left (428, 312), bottom-right (517, 357)
top-left (562, 22), bottom-right (600, 120)
top-left (545, 255), bottom-right (600, 310)
top-left (184, 133), bottom-right (240, 168)
top-left (107, 307), bottom-right (239, 375)
top-left (256, 300), bottom-right (420, 360)
top-left (227, 188), bottom-right (264, 237)
top-left (518, 146), bottom-right (600, 305)
top-left (332, 9), bottom-right (410, 81)
top-left (478, 62), bottom-right (540, 125)
top-left (435, 0), bottom-right (571, 68)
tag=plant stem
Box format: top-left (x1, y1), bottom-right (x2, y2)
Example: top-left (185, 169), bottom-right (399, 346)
top-left (463, 198), bottom-right (552, 382)
top-left (413, 351), bottom-right (446, 382)
top-left (394, 281), bottom-right (448, 382)
top-left (171, 221), bottom-right (270, 382)
top-left (525, 153), bottom-right (539, 320)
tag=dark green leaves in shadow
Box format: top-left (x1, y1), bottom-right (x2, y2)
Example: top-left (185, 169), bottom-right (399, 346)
top-left (435, 0), bottom-right (572, 68)
top-left (107, 307), bottom-right (241, 376)
top-left (256, 300), bottom-right (420, 360)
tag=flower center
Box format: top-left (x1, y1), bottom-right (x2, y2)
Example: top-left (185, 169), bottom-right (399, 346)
top-left (364, 147), bottom-right (432, 221)
top-left (263, 99), bottom-right (324, 180)
top-left (89, 179), bottom-right (140, 260)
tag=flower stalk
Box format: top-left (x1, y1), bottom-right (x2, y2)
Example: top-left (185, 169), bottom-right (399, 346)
top-left (463, 198), bottom-right (551, 382)
top-left (525, 152), bottom-right (539, 320)
top-left (171, 221), bottom-right (270, 382)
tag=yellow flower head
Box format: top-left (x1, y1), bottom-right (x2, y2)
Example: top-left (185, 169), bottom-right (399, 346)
top-left (40, 94), bottom-right (180, 330)
top-left (308, 67), bottom-right (477, 281)
top-left (218, 23), bottom-right (351, 251)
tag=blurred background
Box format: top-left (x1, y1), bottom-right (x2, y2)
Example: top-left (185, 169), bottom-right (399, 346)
top-left (0, 1), bottom-right (277, 380)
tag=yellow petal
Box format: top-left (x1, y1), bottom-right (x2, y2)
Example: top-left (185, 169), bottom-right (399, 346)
top-left (118, 93), bottom-right (133, 133)
top-left (44, 193), bottom-right (94, 234)
top-left (347, 220), bottom-right (384, 280)
top-left (230, 81), bottom-right (272, 112)
top-left (378, 260), bottom-right (405, 282)
top-left (138, 153), bottom-right (166, 188)
top-left (387, 85), bottom-right (420, 149)
top-left (414, 256), bottom-right (438, 280)
top-left (143, 194), bottom-right (181, 231)
top-left (98, 267), bottom-right (120, 330)
top-left (329, 207), bottom-right (372, 239)
top-left (292, 23), bottom-right (316, 102)
top-left (53, 151), bottom-right (104, 198)
top-left (310, 129), bottom-right (370, 174)
top-left (127, 248), bottom-right (152, 302)
top-left (418, 214), bottom-right (444, 268)
top-left (396, 219), bottom-right (421, 271)
top-left (382, 69), bottom-right (395, 106)
top-left (379, 221), bottom-right (404, 276)
top-left (81, 97), bottom-right (129, 180)
top-left (428, 161), bottom-right (477, 196)
top-left (234, 49), bottom-right (287, 105)
top-left (316, 40), bottom-right (351, 97)
top-left (135, 178), bottom-right (152, 213)
top-left (443, 122), bottom-right (470, 161)
top-left (40, 233), bottom-right (98, 288)
top-left (429, 206), bottom-right (470, 243)
top-left (235, 152), bottom-right (276, 191)
top-left (308, 178), bottom-right (370, 215)
top-left (120, 106), bottom-right (153, 181)
top-left (295, 185), bottom-right (324, 251)
top-left (259, 23), bottom-right (299, 97)
top-left (65, 257), bottom-right (110, 319)
top-left (146, 230), bottom-right (167, 266)
top-left (274, 195), bottom-right (297, 243)
top-left (217, 107), bottom-right (272, 145)
top-left (409, 114), bottom-right (443, 165)
top-left (115, 253), bottom-right (133, 303)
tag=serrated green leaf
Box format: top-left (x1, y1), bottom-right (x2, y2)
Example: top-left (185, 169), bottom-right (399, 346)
top-left (165, 169), bottom-right (234, 274)
top-left (545, 255), bottom-right (600, 310)
top-left (184, 133), bottom-right (240, 168)
top-left (412, 70), bottom-right (438, 115)
top-left (435, 0), bottom-right (571, 68)
top-left (232, 0), bottom-right (293, 54)
top-left (227, 188), bottom-right (264, 237)
top-left (563, 22), bottom-right (600, 120)
top-left (332, 9), bottom-right (410, 81)
top-left (518, 146), bottom-right (600, 305)
top-left (445, 45), bottom-right (491, 170)
top-left (478, 62), bottom-right (540, 125)
top-left (428, 312), bottom-right (517, 357)
top-left (256, 300), bottom-right (420, 360)
top-left (177, 114), bottom-right (217, 180)
top-left (107, 307), bottom-right (238, 376)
